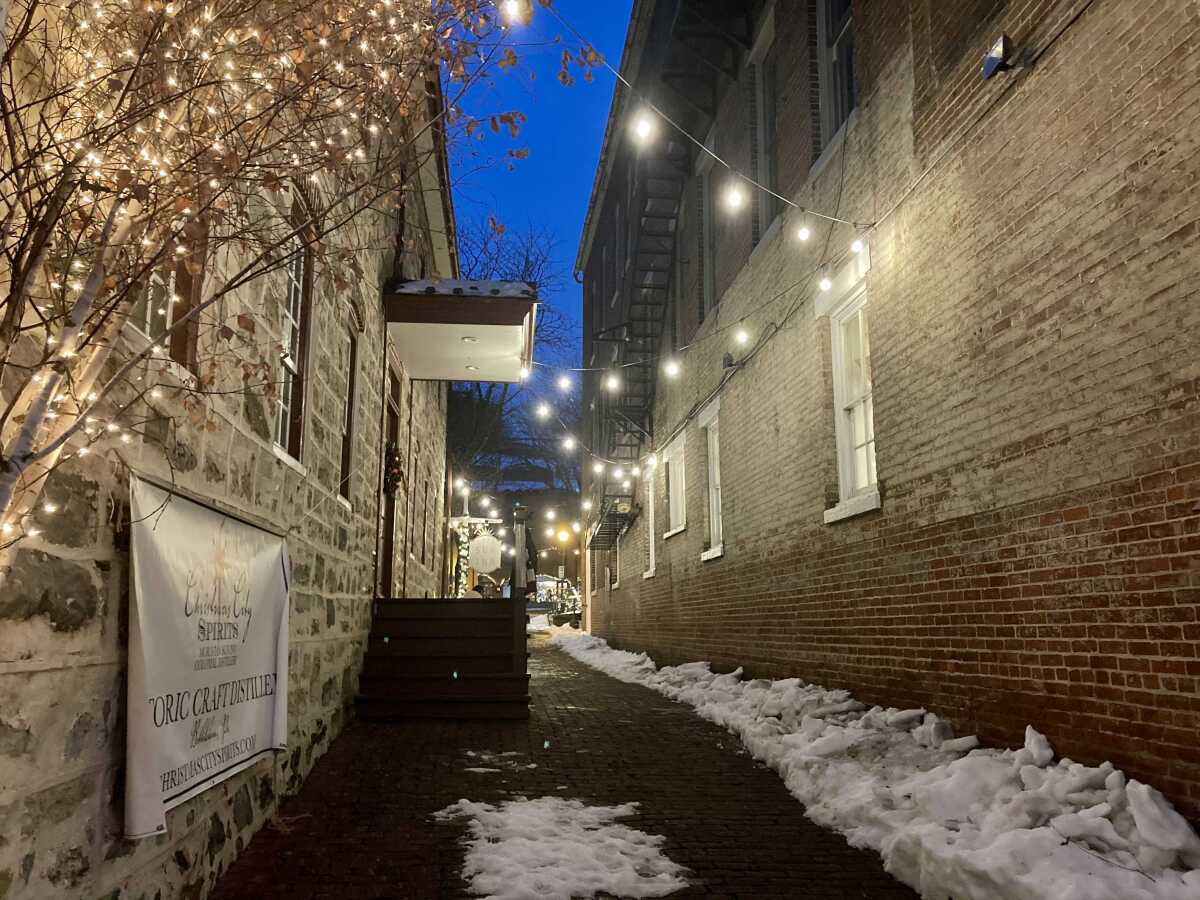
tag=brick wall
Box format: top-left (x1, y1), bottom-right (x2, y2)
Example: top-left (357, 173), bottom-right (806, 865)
top-left (584, 0), bottom-right (1200, 818)
top-left (0, 191), bottom-right (451, 895)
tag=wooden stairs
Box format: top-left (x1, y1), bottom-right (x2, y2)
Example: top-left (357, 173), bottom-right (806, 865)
top-left (355, 597), bottom-right (530, 719)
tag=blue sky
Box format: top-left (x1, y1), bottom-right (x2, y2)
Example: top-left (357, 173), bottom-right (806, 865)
top-left (450, 1), bottom-right (634, 367)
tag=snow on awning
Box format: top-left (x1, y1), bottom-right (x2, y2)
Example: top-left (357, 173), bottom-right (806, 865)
top-left (383, 279), bottom-right (537, 383)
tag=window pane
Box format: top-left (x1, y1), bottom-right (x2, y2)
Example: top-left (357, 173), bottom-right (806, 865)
top-left (866, 438), bottom-right (877, 486)
top-left (854, 444), bottom-right (870, 491)
top-left (841, 311), bottom-right (865, 398)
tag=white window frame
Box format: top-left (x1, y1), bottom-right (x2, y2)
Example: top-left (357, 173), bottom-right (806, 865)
top-left (698, 398), bottom-right (723, 560)
top-left (274, 230), bottom-right (308, 456)
top-left (662, 433), bottom-right (686, 538)
top-left (642, 468), bottom-right (656, 578)
top-left (816, 0), bottom-right (857, 148)
top-left (816, 244), bottom-right (880, 523)
top-left (609, 539), bottom-right (620, 590)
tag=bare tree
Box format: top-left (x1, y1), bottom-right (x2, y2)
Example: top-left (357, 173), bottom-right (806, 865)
top-left (0, 0), bottom-right (534, 562)
top-left (449, 215), bottom-right (579, 488)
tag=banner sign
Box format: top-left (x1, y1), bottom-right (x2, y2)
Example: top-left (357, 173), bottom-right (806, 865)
top-left (125, 476), bottom-right (289, 839)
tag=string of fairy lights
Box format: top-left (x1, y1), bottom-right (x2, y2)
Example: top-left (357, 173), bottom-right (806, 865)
top-left (476, 0), bottom-right (872, 516)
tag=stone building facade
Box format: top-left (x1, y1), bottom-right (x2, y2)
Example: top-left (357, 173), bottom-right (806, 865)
top-left (580, 0), bottom-right (1200, 818)
top-left (0, 147), bottom-right (453, 900)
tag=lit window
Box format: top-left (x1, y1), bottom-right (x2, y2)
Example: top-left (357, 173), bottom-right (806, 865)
top-left (662, 434), bottom-right (686, 536)
top-left (698, 399), bottom-right (722, 559)
top-left (643, 469), bottom-right (656, 577)
top-left (816, 246), bottom-right (879, 523)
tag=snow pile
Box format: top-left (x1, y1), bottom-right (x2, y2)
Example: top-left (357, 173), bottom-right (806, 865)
top-left (526, 613), bottom-right (550, 633)
top-left (462, 750), bottom-right (537, 773)
top-left (548, 628), bottom-right (1200, 900)
top-left (435, 796), bottom-right (687, 900)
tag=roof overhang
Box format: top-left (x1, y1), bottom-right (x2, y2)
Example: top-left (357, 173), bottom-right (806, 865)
top-left (384, 279), bottom-right (537, 382)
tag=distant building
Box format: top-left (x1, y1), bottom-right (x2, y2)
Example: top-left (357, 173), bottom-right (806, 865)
top-left (578, 0), bottom-right (1200, 819)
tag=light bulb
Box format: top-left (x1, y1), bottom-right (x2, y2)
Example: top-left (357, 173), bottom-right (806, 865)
top-left (612, 467), bottom-right (624, 479)
top-left (604, 373), bottom-right (620, 391)
top-left (663, 359), bottom-right (680, 377)
top-left (632, 112), bottom-right (654, 143)
top-left (797, 225), bottom-right (811, 241)
top-left (545, 509), bottom-right (556, 520)
top-left (536, 402), bottom-right (551, 419)
top-left (735, 328), bottom-right (749, 345)
top-left (501, 0), bottom-right (521, 21)
top-left (557, 530), bottom-right (569, 543)
top-left (592, 462), bottom-right (604, 474)
top-left (582, 500), bottom-right (593, 511)
top-left (562, 436), bottom-right (576, 451)
top-left (725, 183), bottom-right (746, 211)
top-left (557, 375), bottom-right (571, 391)
top-left (819, 275), bottom-right (833, 292)
top-left (519, 366), bottom-right (530, 379)
top-left (544, 527), bottom-right (554, 538)
top-left (851, 238), bottom-right (864, 253)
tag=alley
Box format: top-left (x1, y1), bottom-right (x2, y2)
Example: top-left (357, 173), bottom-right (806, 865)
top-left (210, 634), bottom-right (916, 899)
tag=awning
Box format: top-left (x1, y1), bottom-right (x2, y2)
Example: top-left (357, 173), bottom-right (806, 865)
top-left (383, 279), bottom-right (537, 382)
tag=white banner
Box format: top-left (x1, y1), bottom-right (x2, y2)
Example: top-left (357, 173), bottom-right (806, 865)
top-left (125, 476), bottom-right (289, 839)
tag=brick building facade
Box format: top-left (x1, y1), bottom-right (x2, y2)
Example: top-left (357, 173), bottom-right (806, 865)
top-left (579, 0), bottom-right (1200, 818)
top-left (0, 139), bottom-right (454, 899)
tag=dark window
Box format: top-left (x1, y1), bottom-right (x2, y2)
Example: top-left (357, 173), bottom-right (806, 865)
top-left (821, 0), bottom-right (857, 143)
top-left (339, 327), bottom-right (357, 498)
top-left (130, 219), bottom-right (208, 372)
top-left (275, 199), bottom-right (314, 459)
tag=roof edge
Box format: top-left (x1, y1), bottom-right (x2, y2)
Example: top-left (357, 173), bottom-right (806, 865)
top-left (572, 0), bottom-right (658, 274)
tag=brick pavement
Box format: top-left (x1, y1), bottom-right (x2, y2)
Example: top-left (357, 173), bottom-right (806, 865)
top-left (210, 634), bottom-right (916, 899)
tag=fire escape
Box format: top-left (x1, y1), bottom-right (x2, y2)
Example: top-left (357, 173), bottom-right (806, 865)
top-left (589, 0), bottom-right (756, 549)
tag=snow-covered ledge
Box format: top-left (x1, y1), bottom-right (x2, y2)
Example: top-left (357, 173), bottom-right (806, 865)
top-left (823, 487), bottom-right (880, 524)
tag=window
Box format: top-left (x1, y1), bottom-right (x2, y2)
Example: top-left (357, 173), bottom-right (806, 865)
top-left (606, 541), bottom-right (620, 590)
top-left (699, 400), bottom-right (723, 559)
top-left (129, 236), bottom-right (206, 372)
top-left (339, 327), bottom-right (357, 498)
top-left (698, 168), bottom-right (717, 320)
top-left (749, 7), bottom-right (779, 242)
top-left (816, 245), bottom-right (879, 523)
top-left (817, 0), bottom-right (856, 145)
top-left (642, 468), bottom-right (656, 578)
top-left (275, 205), bottom-right (314, 459)
top-left (588, 545), bottom-right (598, 596)
top-left (662, 435), bottom-right (686, 536)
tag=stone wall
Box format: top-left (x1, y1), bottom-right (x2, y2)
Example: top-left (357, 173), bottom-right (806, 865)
top-left (585, 1), bottom-right (1200, 817)
top-left (0, 193), bottom-right (450, 897)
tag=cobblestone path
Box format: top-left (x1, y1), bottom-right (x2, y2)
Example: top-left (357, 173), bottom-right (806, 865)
top-left (211, 633), bottom-right (916, 899)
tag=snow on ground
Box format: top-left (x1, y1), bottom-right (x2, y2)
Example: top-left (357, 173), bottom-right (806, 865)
top-left (526, 614), bottom-right (550, 634)
top-left (548, 627), bottom-right (1200, 900)
top-left (462, 750), bottom-right (537, 773)
top-left (435, 796), bottom-right (687, 900)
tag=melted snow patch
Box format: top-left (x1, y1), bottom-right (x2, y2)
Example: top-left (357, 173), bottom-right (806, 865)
top-left (435, 796), bottom-right (687, 900)
top-left (548, 627), bottom-right (1200, 900)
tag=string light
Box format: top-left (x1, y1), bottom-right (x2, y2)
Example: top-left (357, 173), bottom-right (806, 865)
top-left (851, 238), bottom-right (864, 253)
top-left (663, 358), bottom-right (680, 378)
top-left (735, 327), bottom-right (749, 345)
top-left (724, 182), bottom-right (746, 212)
top-left (797, 223), bottom-right (811, 241)
top-left (557, 375), bottom-right (572, 391)
top-left (819, 273), bottom-right (833, 292)
top-left (592, 461), bottom-right (604, 474)
top-left (561, 435), bottom-right (576, 451)
top-left (631, 111), bottom-right (654, 143)
top-left (582, 499), bottom-right (593, 511)
top-left (604, 373), bottom-right (620, 392)
top-left (536, 402), bottom-right (551, 419)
